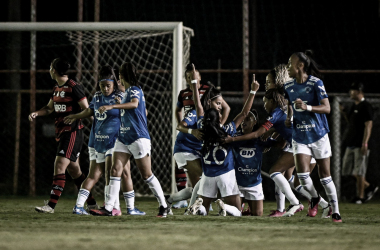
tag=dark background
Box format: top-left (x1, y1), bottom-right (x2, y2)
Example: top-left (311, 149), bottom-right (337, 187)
top-left (1, 0), bottom-right (380, 93)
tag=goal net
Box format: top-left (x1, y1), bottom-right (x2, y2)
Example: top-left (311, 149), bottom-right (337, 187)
top-left (0, 22), bottom-right (193, 197)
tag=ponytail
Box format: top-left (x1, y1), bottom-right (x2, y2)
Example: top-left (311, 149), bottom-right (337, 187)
top-left (120, 61), bottom-right (140, 88)
top-left (294, 50), bottom-right (322, 79)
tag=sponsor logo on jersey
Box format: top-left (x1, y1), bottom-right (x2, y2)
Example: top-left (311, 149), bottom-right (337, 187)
top-left (59, 150), bottom-right (65, 154)
top-left (95, 131), bottom-right (110, 140)
top-left (239, 147), bottom-right (256, 158)
top-left (290, 89), bottom-right (294, 93)
top-left (120, 126), bottom-right (130, 132)
top-left (296, 123), bottom-right (316, 130)
top-left (60, 91), bottom-right (65, 98)
top-left (54, 104), bottom-right (67, 112)
top-left (237, 166), bottom-right (258, 174)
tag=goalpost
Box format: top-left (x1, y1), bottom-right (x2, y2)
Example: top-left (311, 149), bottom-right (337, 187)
top-left (0, 22), bottom-right (194, 196)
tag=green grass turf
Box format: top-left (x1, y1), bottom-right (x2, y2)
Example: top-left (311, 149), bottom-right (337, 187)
top-left (0, 196), bottom-right (379, 250)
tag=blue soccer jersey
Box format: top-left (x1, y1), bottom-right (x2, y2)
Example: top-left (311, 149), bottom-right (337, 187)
top-left (262, 106), bottom-right (293, 145)
top-left (89, 91), bottom-right (123, 153)
top-left (118, 86), bottom-right (150, 145)
top-left (284, 75), bottom-right (330, 144)
top-left (231, 131), bottom-right (273, 187)
top-left (173, 109), bottom-right (202, 155)
top-left (197, 117), bottom-right (237, 177)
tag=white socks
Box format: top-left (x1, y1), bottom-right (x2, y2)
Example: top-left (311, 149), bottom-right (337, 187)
top-left (320, 176), bottom-right (340, 214)
top-left (76, 188), bottom-right (90, 207)
top-left (168, 187), bottom-right (193, 203)
top-left (189, 179), bottom-right (201, 207)
top-left (145, 174), bottom-right (167, 208)
top-left (224, 204), bottom-right (242, 216)
top-left (105, 177), bottom-right (121, 211)
top-left (275, 184), bottom-right (285, 212)
top-left (270, 172), bottom-right (299, 205)
top-left (297, 172), bottom-right (318, 198)
top-left (123, 190), bottom-right (135, 209)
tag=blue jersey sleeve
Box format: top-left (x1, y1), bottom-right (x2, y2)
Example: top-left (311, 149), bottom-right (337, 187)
top-left (130, 86), bottom-right (141, 100)
top-left (183, 110), bottom-right (197, 126)
top-left (315, 79), bottom-right (328, 102)
top-left (223, 121), bottom-right (237, 136)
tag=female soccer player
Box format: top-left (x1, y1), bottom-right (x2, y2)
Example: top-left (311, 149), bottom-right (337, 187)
top-left (29, 58), bottom-right (97, 213)
top-left (284, 50), bottom-right (342, 222)
top-left (65, 65), bottom-right (144, 216)
top-left (92, 61), bottom-right (168, 217)
top-left (188, 64), bottom-right (259, 216)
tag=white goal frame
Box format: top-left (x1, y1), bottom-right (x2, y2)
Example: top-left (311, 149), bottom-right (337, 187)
top-left (0, 22), bottom-right (192, 195)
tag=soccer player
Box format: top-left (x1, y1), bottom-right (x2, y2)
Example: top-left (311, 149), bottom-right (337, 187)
top-left (284, 50), bottom-right (342, 222)
top-left (188, 64), bottom-right (259, 216)
top-left (167, 64), bottom-right (231, 212)
top-left (29, 58), bottom-right (97, 213)
top-left (90, 61), bottom-right (168, 217)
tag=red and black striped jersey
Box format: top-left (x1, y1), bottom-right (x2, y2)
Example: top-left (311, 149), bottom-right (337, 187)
top-left (177, 84), bottom-right (210, 113)
top-left (50, 79), bottom-right (86, 141)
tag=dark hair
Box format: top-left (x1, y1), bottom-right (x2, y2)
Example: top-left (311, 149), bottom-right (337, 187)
top-left (269, 64), bottom-right (290, 88)
top-left (97, 65), bottom-right (120, 92)
top-left (294, 50), bottom-right (322, 79)
top-left (51, 58), bottom-right (70, 76)
top-left (185, 63), bottom-right (201, 78)
top-left (201, 108), bottom-right (227, 155)
top-left (120, 61), bottom-right (140, 88)
top-left (248, 109), bottom-right (261, 132)
top-left (264, 88), bottom-right (287, 111)
top-left (350, 82), bottom-right (364, 92)
top-left (200, 85), bottom-right (222, 110)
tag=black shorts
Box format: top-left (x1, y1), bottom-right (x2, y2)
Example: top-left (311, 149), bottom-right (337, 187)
top-left (56, 129), bottom-right (84, 162)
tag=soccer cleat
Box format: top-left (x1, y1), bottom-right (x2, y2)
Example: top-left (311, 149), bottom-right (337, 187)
top-left (365, 185), bottom-right (379, 202)
top-left (157, 206), bottom-right (168, 218)
top-left (164, 195), bottom-right (173, 212)
top-left (321, 205), bottom-right (332, 219)
top-left (73, 205), bottom-right (89, 215)
top-left (35, 201), bottom-right (54, 214)
top-left (307, 197), bottom-right (320, 217)
top-left (112, 208), bottom-right (122, 216)
top-left (172, 200), bottom-right (188, 209)
top-left (89, 207), bottom-right (112, 216)
top-left (332, 213), bottom-right (342, 222)
top-left (86, 203), bottom-right (100, 212)
top-left (282, 203), bottom-right (303, 217)
top-left (350, 197), bottom-right (364, 204)
top-left (188, 198), bottom-right (203, 215)
top-left (127, 207), bottom-right (146, 216)
top-left (268, 210), bottom-right (285, 217)
top-left (215, 199), bottom-right (226, 216)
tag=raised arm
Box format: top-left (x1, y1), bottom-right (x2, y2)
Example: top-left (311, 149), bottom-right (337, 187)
top-left (233, 74), bottom-right (260, 128)
top-left (28, 99), bottom-right (54, 121)
top-left (189, 64), bottom-right (204, 118)
top-left (220, 100), bottom-right (231, 125)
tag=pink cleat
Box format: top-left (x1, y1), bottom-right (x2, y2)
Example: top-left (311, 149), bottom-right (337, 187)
top-left (268, 210), bottom-right (285, 217)
top-left (307, 197), bottom-right (320, 217)
top-left (112, 208), bottom-right (122, 216)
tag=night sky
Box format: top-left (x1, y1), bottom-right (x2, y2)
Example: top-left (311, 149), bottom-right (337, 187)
top-left (1, 0), bottom-right (380, 93)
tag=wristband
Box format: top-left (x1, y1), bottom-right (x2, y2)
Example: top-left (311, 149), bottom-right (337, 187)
top-left (362, 143), bottom-right (368, 147)
top-left (188, 128), bottom-right (192, 134)
top-left (250, 90), bottom-right (256, 95)
top-left (191, 80), bottom-right (198, 84)
top-left (306, 105), bottom-right (312, 111)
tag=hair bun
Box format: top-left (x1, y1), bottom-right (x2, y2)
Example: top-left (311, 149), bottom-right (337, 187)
top-left (305, 49), bottom-right (314, 57)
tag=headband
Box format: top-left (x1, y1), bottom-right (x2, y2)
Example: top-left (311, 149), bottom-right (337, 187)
top-left (99, 79), bottom-right (115, 82)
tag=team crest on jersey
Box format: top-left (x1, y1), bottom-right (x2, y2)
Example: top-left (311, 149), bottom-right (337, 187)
top-left (60, 91), bottom-right (65, 98)
top-left (239, 147), bottom-right (256, 158)
top-left (305, 87), bottom-right (312, 94)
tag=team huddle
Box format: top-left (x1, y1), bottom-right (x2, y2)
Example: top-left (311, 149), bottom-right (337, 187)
top-left (29, 50), bottom-right (342, 222)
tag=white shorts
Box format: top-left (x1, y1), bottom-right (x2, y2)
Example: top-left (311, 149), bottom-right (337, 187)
top-left (89, 147), bottom-right (96, 161)
top-left (174, 152), bottom-right (200, 169)
top-left (197, 170), bottom-right (239, 198)
top-left (95, 148), bottom-right (114, 163)
top-left (114, 138), bottom-right (151, 159)
top-left (239, 183), bottom-right (264, 201)
top-left (284, 144), bottom-right (316, 164)
top-left (292, 134), bottom-right (332, 160)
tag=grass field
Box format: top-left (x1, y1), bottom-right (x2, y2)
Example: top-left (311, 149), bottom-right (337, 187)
top-left (1, 196), bottom-right (379, 250)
